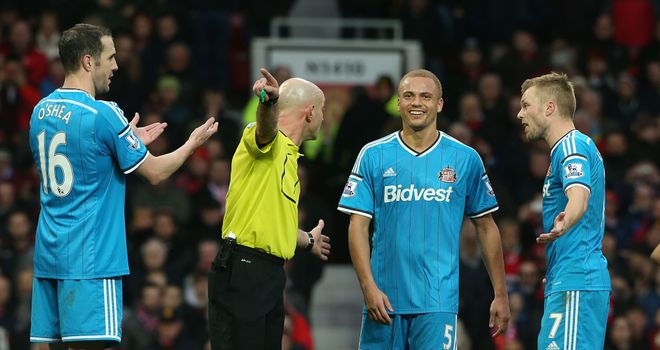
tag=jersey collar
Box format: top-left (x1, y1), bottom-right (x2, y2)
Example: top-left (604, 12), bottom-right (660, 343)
top-left (56, 88), bottom-right (93, 99)
top-left (550, 129), bottom-right (576, 157)
top-left (279, 130), bottom-right (300, 155)
top-left (396, 131), bottom-right (442, 157)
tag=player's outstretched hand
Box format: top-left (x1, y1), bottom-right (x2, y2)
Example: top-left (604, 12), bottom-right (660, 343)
top-left (187, 117), bottom-right (219, 148)
top-left (252, 68), bottom-right (279, 103)
top-left (537, 211), bottom-right (567, 244)
top-left (489, 295), bottom-right (511, 337)
top-left (364, 285), bottom-right (394, 325)
top-left (130, 112), bottom-right (167, 146)
top-left (309, 219), bottom-right (331, 261)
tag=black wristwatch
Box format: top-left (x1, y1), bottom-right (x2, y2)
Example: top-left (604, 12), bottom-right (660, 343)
top-left (304, 231), bottom-right (315, 251)
top-left (260, 96), bottom-right (278, 106)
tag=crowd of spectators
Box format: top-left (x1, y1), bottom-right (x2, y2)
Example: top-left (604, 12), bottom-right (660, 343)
top-left (0, 0), bottom-right (657, 349)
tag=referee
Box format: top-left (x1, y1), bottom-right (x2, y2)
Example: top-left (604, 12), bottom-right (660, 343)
top-left (208, 68), bottom-right (331, 350)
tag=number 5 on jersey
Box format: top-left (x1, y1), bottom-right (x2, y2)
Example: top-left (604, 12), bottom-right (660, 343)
top-left (37, 131), bottom-right (74, 197)
top-left (443, 324), bottom-right (453, 350)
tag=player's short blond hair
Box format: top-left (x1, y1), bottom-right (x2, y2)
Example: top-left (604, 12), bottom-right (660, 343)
top-left (399, 69), bottom-right (443, 98)
top-left (521, 72), bottom-right (576, 119)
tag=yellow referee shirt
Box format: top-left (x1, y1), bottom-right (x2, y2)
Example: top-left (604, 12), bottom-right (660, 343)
top-left (221, 123), bottom-right (301, 259)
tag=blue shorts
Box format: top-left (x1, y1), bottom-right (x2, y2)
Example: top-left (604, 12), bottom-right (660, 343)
top-left (359, 312), bottom-right (457, 350)
top-left (30, 277), bottom-right (123, 344)
top-left (538, 290), bottom-right (609, 350)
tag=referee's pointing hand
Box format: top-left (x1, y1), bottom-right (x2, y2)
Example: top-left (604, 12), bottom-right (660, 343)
top-left (253, 68), bottom-right (280, 103)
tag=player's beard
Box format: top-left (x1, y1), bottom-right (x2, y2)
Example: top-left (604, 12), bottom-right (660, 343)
top-left (526, 123), bottom-right (546, 141)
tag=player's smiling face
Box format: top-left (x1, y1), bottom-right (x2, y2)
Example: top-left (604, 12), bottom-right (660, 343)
top-left (518, 86), bottom-right (548, 141)
top-left (91, 35), bottom-right (118, 96)
top-left (397, 76), bottom-right (443, 132)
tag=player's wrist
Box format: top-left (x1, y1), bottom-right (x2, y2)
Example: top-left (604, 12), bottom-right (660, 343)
top-left (181, 147), bottom-right (194, 160)
top-left (493, 291), bottom-right (508, 299)
top-left (361, 281), bottom-right (379, 293)
top-left (304, 231), bottom-right (315, 251)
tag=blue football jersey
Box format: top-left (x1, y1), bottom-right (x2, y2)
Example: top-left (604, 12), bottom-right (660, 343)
top-left (29, 88), bottom-right (148, 279)
top-left (338, 131), bottom-right (498, 314)
top-left (542, 130), bottom-right (610, 296)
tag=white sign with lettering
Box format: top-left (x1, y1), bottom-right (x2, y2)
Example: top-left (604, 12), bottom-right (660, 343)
top-left (251, 38), bottom-right (422, 85)
top-left (268, 50), bottom-right (402, 84)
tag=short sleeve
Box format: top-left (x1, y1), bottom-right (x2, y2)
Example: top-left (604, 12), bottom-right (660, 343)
top-left (337, 148), bottom-right (375, 219)
top-left (465, 151), bottom-right (499, 218)
top-left (555, 133), bottom-right (592, 193)
top-left (96, 101), bottom-right (148, 174)
top-left (560, 153), bottom-right (591, 193)
top-left (242, 123), bottom-right (276, 157)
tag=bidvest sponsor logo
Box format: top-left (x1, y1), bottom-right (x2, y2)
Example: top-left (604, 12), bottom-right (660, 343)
top-left (384, 184), bottom-right (453, 203)
top-left (543, 181), bottom-right (551, 197)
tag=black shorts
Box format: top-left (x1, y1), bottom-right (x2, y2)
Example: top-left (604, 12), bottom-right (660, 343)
top-left (208, 244), bottom-right (286, 350)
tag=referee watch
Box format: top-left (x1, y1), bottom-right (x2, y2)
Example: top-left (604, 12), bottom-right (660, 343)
top-left (259, 89), bottom-right (278, 106)
top-left (304, 231), bottom-right (315, 251)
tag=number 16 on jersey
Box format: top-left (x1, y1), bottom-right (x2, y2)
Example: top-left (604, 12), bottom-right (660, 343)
top-left (37, 131), bottom-right (74, 197)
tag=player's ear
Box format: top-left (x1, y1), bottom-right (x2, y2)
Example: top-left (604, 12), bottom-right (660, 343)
top-left (545, 100), bottom-right (556, 117)
top-left (82, 54), bottom-right (93, 72)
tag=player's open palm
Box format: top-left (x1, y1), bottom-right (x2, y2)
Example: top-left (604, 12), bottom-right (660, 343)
top-left (537, 211), bottom-right (567, 244)
top-left (187, 117), bottom-right (219, 147)
top-left (364, 285), bottom-right (394, 325)
top-left (129, 112), bottom-right (167, 146)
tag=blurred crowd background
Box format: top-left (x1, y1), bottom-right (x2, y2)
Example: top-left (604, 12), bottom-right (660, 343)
top-left (0, 0), bottom-right (658, 349)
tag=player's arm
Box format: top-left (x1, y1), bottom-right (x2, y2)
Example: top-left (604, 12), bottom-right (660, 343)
top-left (253, 68), bottom-right (280, 146)
top-left (348, 214), bottom-right (393, 325)
top-left (136, 118), bottom-right (218, 185)
top-left (472, 214), bottom-right (510, 336)
top-left (536, 186), bottom-right (590, 244)
top-left (297, 221), bottom-right (331, 261)
top-left (651, 244), bottom-right (660, 264)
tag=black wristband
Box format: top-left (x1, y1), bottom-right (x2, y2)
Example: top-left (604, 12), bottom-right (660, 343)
top-left (304, 231), bottom-right (315, 251)
top-left (260, 96), bottom-right (278, 106)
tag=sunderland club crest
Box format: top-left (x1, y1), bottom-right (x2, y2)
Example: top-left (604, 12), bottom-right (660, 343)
top-left (439, 166), bottom-right (457, 183)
